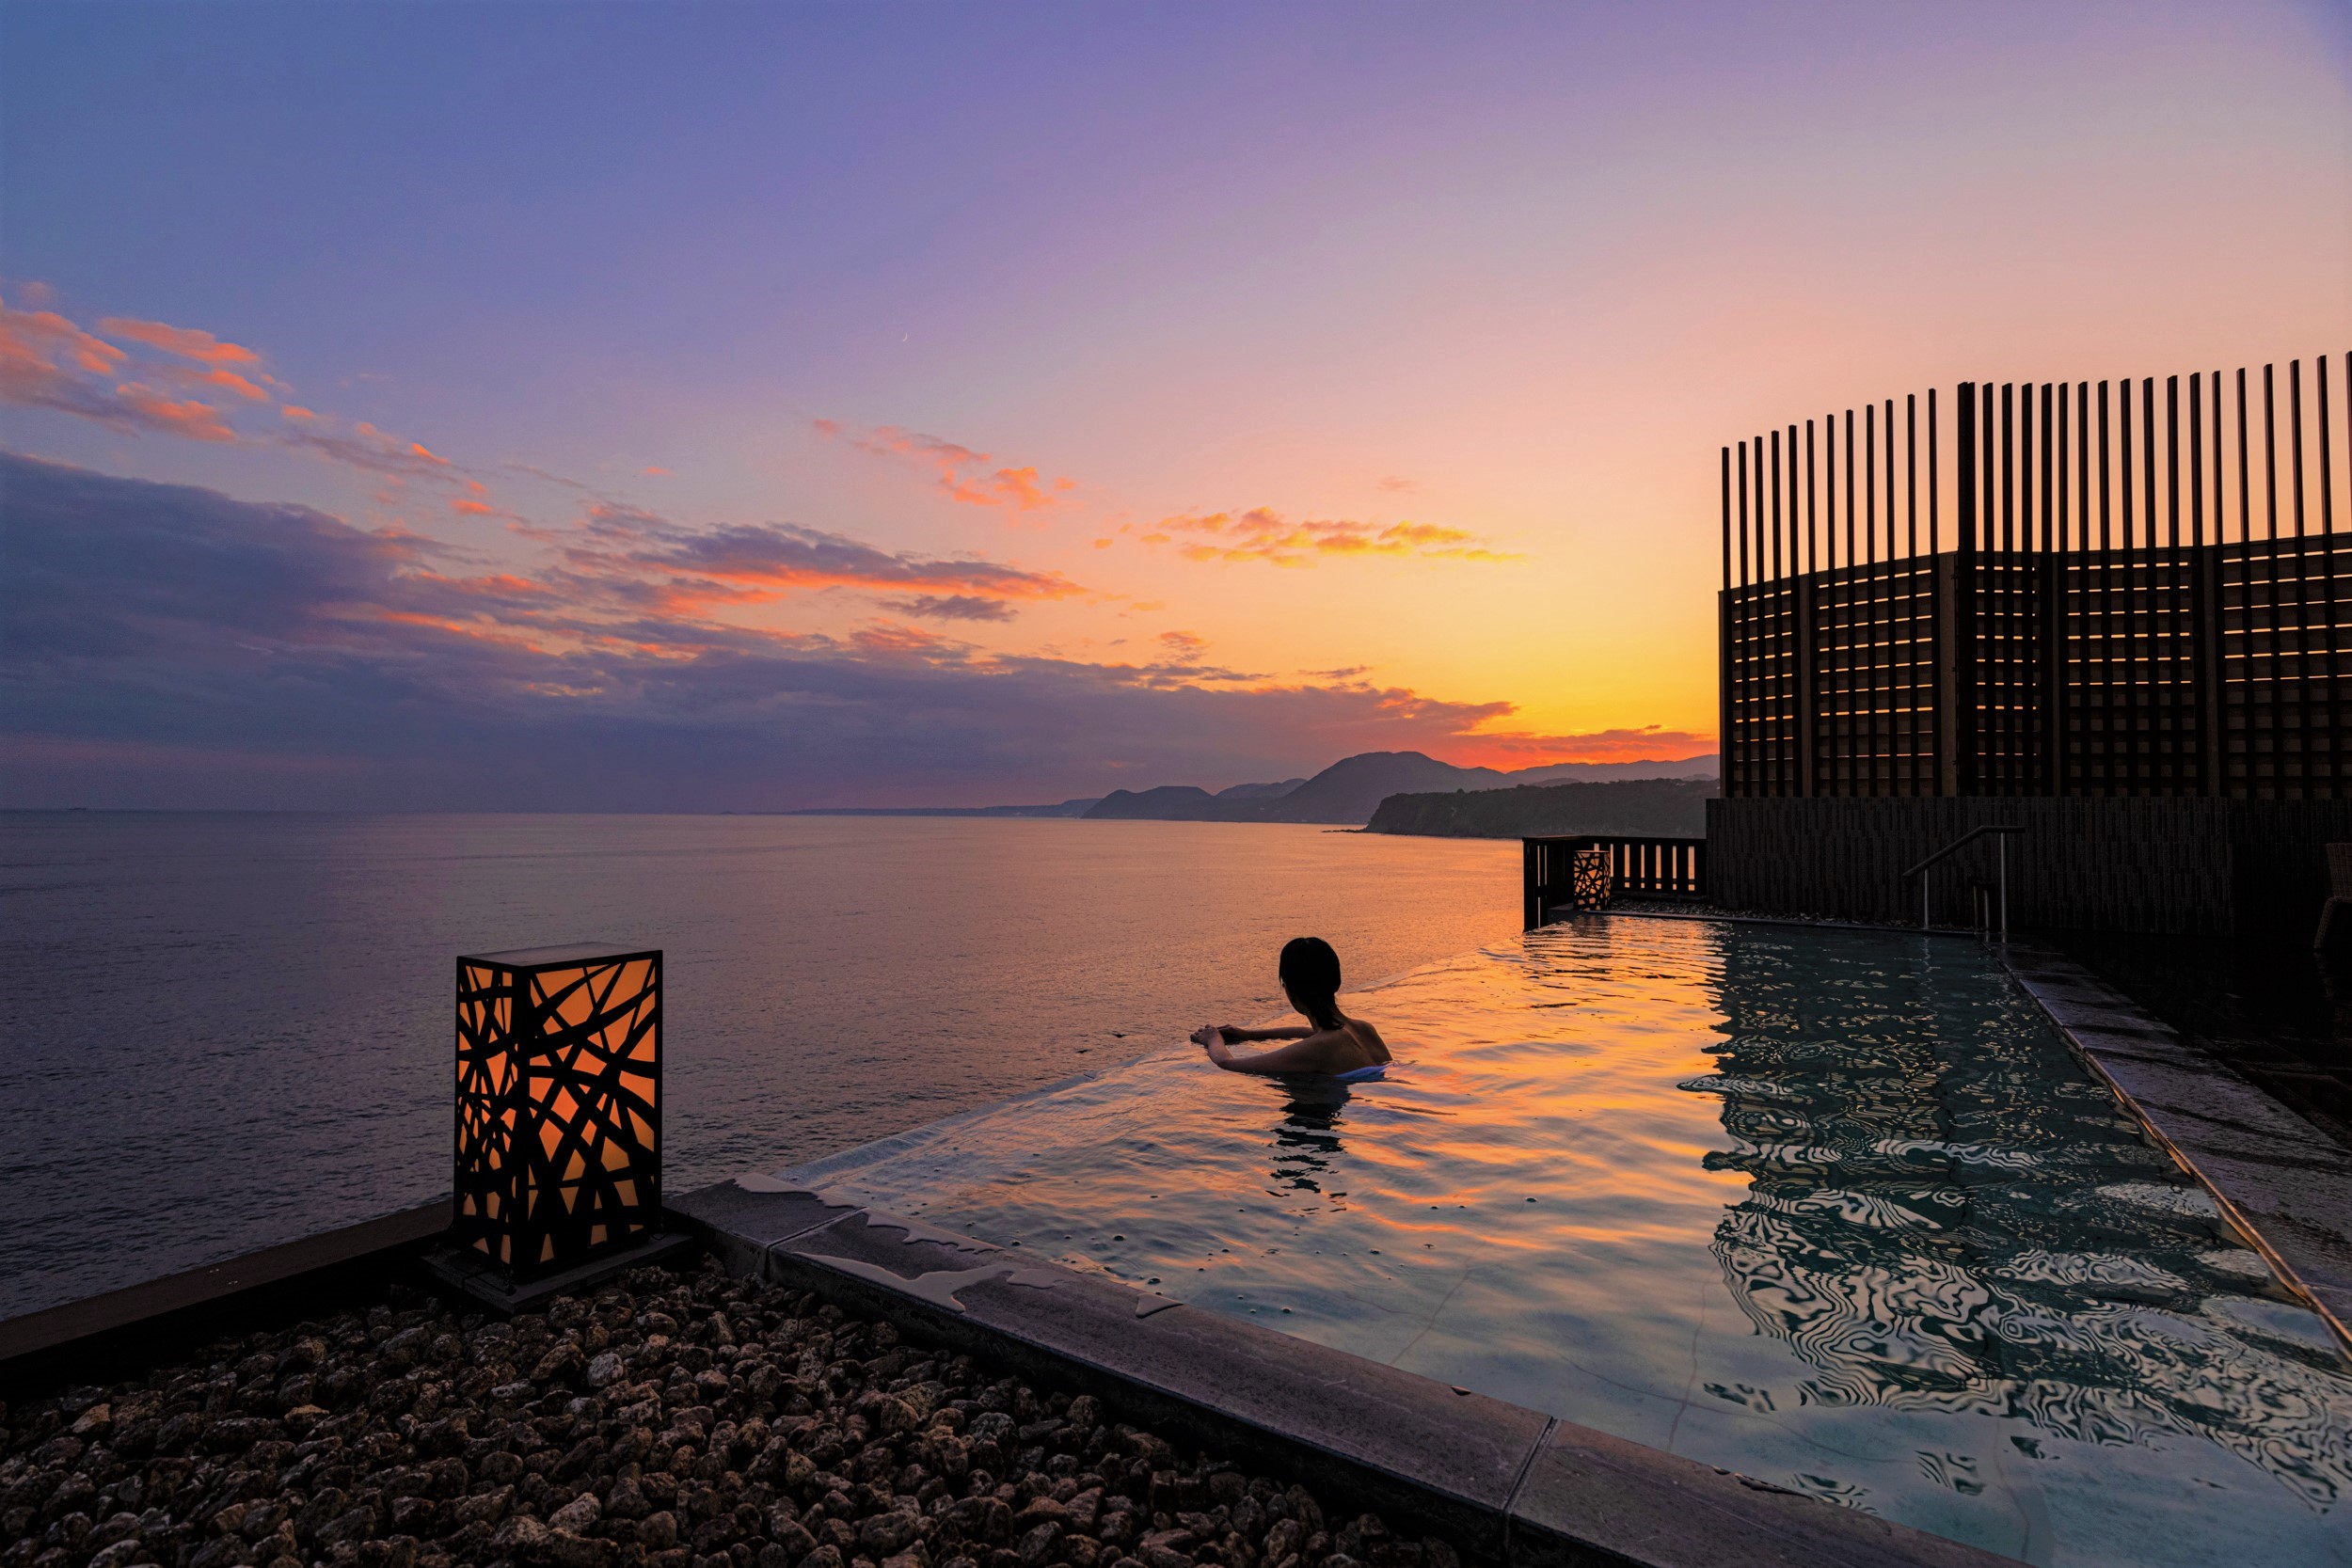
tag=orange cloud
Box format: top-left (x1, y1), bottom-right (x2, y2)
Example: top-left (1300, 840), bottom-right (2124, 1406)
top-left (1143, 507), bottom-right (1514, 567)
top-left (643, 465), bottom-right (671, 476)
top-left (622, 516), bottom-right (1084, 602)
top-left (109, 383), bottom-right (237, 441)
top-left (2, 294), bottom-right (494, 487)
top-left (816, 419), bottom-right (1076, 513)
top-left (1158, 629), bottom-right (1209, 662)
top-left (1438, 724), bottom-right (1719, 768)
top-left (99, 317), bottom-right (262, 367)
top-left (280, 420), bottom-right (466, 483)
top-left (1, 302), bottom-right (125, 378)
top-left (851, 621), bottom-right (960, 657)
top-left (154, 363), bottom-right (271, 403)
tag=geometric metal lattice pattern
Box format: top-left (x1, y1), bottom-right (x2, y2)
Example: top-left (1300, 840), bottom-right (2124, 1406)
top-left (1569, 847), bottom-right (1613, 910)
top-left (453, 943), bottom-right (661, 1280)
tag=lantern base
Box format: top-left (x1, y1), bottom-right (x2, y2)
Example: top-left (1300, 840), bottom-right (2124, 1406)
top-left (421, 1230), bottom-right (698, 1314)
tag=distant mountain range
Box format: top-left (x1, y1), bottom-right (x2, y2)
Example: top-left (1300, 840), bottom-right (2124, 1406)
top-left (1084, 751), bottom-right (1717, 825)
top-left (787, 750), bottom-right (1717, 826)
top-left (1365, 776), bottom-right (1715, 839)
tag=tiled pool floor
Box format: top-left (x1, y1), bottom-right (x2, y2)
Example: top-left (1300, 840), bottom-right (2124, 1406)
top-left (777, 917), bottom-right (2352, 1568)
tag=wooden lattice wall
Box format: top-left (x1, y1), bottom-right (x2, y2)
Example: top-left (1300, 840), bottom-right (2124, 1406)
top-left (1722, 355), bottom-right (2351, 800)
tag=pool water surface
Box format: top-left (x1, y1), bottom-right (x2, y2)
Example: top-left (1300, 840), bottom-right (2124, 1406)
top-left (778, 916), bottom-right (2352, 1568)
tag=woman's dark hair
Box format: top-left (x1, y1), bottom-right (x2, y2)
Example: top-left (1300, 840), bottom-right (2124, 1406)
top-left (1279, 937), bottom-right (1344, 1030)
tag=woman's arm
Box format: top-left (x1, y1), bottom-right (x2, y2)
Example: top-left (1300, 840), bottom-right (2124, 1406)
top-left (1218, 1024), bottom-right (1311, 1043)
top-left (1194, 1033), bottom-right (1331, 1075)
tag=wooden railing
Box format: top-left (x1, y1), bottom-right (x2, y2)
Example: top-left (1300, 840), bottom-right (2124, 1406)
top-left (1522, 836), bottom-right (1708, 928)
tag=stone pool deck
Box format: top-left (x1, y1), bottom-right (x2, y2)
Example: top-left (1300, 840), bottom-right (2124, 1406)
top-left (670, 1179), bottom-right (2017, 1568)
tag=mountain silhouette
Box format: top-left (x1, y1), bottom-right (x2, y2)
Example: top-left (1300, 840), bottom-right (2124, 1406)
top-left (1083, 750), bottom-right (1716, 826)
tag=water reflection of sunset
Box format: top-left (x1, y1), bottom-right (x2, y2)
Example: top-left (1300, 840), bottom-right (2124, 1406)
top-left (787, 917), bottom-right (2352, 1568)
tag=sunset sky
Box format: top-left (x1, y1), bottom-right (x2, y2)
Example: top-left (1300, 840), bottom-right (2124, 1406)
top-left (4, 1), bottom-right (2347, 809)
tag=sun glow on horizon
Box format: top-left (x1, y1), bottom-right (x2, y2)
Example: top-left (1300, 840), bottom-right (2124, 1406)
top-left (3, 0), bottom-right (2345, 806)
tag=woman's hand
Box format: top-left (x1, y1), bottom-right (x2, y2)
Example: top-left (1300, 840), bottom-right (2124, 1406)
top-left (1191, 1024), bottom-right (1222, 1049)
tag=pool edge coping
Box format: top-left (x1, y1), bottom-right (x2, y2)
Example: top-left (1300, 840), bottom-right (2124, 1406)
top-left (670, 1180), bottom-right (2026, 1568)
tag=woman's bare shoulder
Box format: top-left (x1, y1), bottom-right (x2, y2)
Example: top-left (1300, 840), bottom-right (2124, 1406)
top-left (1349, 1018), bottom-right (1392, 1063)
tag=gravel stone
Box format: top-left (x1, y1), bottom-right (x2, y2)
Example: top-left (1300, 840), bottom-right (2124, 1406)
top-left (2, 1259), bottom-right (1460, 1568)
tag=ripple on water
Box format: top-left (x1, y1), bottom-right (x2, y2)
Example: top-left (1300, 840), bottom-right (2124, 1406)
top-left (787, 918), bottom-right (2352, 1568)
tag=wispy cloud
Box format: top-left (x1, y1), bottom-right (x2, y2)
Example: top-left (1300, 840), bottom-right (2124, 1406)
top-left (0, 453), bottom-right (1615, 810)
top-left (604, 511), bottom-right (1084, 606)
top-left (98, 317), bottom-right (263, 367)
top-left (876, 594), bottom-right (1020, 623)
top-left (108, 384), bottom-right (238, 442)
top-left (1438, 723), bottom-right (1719, 767)
top-left (0, 290), bottom-right (477, 490)
top-left (816, 418), bottom-right (1077, 513)
top-left (1135, 507), bottom-right (1514, 567)
top-left (280, 420), bottom-right (462, 483)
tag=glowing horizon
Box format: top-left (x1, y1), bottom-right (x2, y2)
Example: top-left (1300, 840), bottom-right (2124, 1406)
top-left (3, 0), bottom-right (2346, 809)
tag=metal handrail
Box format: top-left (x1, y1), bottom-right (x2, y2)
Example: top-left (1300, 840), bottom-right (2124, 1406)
top-left (1902, 825), bottom-right (2025, 938)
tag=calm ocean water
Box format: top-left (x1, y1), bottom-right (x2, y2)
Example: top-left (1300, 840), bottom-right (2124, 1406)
top-left (0, 812), bottom-right (1517, 1319)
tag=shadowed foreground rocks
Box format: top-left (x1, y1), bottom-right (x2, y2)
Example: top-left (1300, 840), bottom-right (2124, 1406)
top-left (1, 1259), bottom-right (1463, 1568)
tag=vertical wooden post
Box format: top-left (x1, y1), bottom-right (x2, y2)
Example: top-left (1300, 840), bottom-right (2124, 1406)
top-left (1951, 383), bottom-right (1979, 795)
top-left (2002, 382), bottom-right (2016, 554)
top-left (2042, 382), bottom-right (2064, 794)
top-left (1720, 446), bottom-right (1735, 801)
top-left (1908, 392), bottom-right (1922, 793)
top-left (2126, 378), bottom-right (2145, 552)
top-left (2324, 356), bottom-right (2342, 796)
top-left (1794, 425), bottom-right (1817, 799)
top-left (1927, 388), bottom-right (1939, 792)
top-left (2058, 385), bottom-right (2074, 792)
top-left (2265, 365), bottom-right (2279, 797)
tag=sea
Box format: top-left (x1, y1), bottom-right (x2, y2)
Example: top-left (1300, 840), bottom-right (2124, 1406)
top-left (0, 811), bottom-right (1517, 1320)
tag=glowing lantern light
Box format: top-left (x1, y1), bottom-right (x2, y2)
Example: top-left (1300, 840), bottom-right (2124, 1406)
top-left (453, 943), bottom-right (662, 1281)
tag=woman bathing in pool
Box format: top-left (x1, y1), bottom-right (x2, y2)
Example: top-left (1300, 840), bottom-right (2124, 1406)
top-left (1190, 936), bottom-right (1392, 1078)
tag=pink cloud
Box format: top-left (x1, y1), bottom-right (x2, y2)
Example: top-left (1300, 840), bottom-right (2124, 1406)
top-left (817, 419), bottom-right (1077, 513)
top-left (162, 364), bottom-right (272, 403)
top-left (1158, 629), bottom-right (1209, 662)
top-left (279, 420), bottom-right (466, 483)
top-left (2, 302), bottom-right (125, 377)
top-left (1437, 724), bottom-right (1720, 768)
top-left (1142, 507), bottom-right (1514, 567)
top-left (109, 384), bottom-right (237, 442)
top-left (98, 317), bottom-right (263, 367)
top-left (4, 451), bottom-right (1711, 811)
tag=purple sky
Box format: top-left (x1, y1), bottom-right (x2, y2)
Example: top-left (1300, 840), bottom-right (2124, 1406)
top-left (4, 1), bottom-right (2347, 808)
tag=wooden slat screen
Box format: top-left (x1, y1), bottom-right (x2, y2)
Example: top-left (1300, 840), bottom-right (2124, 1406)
top-left (1722, 354), bottom-right (2349, 800)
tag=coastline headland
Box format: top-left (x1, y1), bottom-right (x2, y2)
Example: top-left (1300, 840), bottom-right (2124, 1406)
top-left (786, 752), bottom-right (1719, 831)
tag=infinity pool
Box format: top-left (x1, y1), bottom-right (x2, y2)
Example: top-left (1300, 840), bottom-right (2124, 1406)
top-left (779, 916), bottom-right (2352, 1567)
